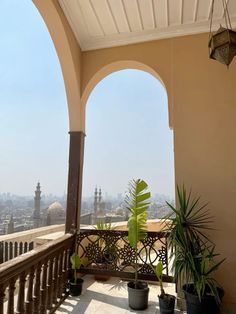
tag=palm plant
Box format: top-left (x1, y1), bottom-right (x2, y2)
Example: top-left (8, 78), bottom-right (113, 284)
top-left (165, 185), bottom-right (224, 303)
top-left (125, 179), bottom-right (150, 287)
top-left (95, 219), bottom-right (113, 231)
top-left (94, 218), bottom-right (116, 262)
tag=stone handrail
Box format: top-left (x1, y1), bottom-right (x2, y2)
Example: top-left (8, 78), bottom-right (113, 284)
top-left (0, 224), bottom-right (65, 243)
top-left (0, 225), bottom-right (65, 264)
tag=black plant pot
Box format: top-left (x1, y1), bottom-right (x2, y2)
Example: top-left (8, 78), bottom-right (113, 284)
top-left (69, 278), bottom-right (84, 296)
top-left (183, 284), bottom-right (224, 314)
top-left (158, 294), bottom-right (176, 314)
top-left (127, 281), bottom-right (149, 310)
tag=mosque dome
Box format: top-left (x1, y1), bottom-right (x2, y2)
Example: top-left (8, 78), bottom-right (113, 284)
top-left (47, 201), bottom-right (65, 217)
top-left (115, 206), bottom-right (124, 215)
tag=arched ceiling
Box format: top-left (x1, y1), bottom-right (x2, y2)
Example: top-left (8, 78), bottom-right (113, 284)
top-left (58, 0), bottom-right (236, 51)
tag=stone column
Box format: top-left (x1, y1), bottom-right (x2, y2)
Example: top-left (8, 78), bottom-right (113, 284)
top-left (65, 131), bottom-right (85, 233)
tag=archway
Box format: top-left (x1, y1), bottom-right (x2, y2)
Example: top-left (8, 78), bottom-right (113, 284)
top-left (81, 60), bottom-right (173, 131)
top-left (81, 68), bottom-right (175, 225)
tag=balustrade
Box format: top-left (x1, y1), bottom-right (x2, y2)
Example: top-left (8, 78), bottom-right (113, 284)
top-left (0, 241), bottom-right (34, 264)
top-left (0, 228), bottom-right (173, 313)
top-left (77, 229), bottom-right (172, 282)
top-left (0, 234), bottom-right (74, 314)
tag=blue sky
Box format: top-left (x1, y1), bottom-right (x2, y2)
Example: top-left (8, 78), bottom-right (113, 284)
top-left (0, 0), bottom-right (174, 198)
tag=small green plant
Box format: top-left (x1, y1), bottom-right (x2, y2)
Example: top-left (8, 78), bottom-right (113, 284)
top-left (95, 219), bottom-right (114, 230)
top-left (94, 218), bottom-right (116, 262)
top-left (154, 261), bottom-right (165, 297)
top-left (125, 179), bottom-right (150, 287)
top-left (70, 251), bottom-right (82, 284)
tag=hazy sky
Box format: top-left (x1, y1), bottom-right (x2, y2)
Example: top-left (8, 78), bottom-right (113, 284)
top-left (0, 1), bottom-right (175, 198)
top-left (83, 70), bottom-right (175, 198)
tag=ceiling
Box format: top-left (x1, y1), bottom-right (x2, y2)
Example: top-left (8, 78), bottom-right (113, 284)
top-left (58, 0), bottom-right (236, 51)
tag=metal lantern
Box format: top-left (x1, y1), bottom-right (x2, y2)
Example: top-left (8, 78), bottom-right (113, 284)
top-left (208, 0), bottom-right (236, 66)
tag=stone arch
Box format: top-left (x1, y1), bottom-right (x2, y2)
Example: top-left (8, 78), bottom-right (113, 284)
top-left (33, 0), bottom-right (83, 131)
top-left (81, 60), bottom-right (172, 131)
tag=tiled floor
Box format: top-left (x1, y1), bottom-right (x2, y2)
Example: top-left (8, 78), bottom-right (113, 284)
top-left (56, 275), bottom-right (183, 314)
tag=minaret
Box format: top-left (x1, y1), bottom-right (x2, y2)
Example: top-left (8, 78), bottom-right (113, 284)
top-left (98, 188), bottom-right (102, 203)
top-left (7, 215), bottom-right (14, 234)
top-left (94, 186), bottom-right (98, 216)
top-left (33, 182), bottom-right (41, 228)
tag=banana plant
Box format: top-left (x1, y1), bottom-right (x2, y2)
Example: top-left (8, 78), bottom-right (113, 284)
top-left (125, 179), bottom-right (151, 287)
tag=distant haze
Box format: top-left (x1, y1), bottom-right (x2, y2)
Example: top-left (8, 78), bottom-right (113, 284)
top-left (0, 1), bottom-right (175, 199)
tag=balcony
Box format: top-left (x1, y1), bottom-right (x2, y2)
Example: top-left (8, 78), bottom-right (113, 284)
top-left (0, 222), bottom-right (174, 314)
top-left (56, 275), bottom-right (177, 314)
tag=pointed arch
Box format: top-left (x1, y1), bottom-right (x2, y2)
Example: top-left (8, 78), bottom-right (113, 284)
top-left (81, 60), bottom-right (173, 131)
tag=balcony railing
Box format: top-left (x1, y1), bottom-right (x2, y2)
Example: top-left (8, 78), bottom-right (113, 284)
top-left (0, 225), bottom-right (65, 264)
top-left (0, 228), bottom-right (173, 314)
top-left (77, 229), bottom-right (172, 282)
top-left (0, 233), bottom-right (74, 314)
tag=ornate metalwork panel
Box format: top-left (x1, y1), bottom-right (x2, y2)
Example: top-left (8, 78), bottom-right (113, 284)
top-left (77, 229), bottom-right (173, 282)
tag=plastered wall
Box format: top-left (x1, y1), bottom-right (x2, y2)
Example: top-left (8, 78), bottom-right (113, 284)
top-left (81, 34), bottom-right (236, 307)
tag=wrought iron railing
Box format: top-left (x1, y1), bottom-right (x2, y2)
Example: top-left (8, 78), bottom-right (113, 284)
top-left (0, 233), bottom-right (74, 314)
top-left (77, 229), bottom-right (173, 282)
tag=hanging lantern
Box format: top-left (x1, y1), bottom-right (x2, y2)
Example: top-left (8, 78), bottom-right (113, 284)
top-left (208, 0), bottom-right (236, 66)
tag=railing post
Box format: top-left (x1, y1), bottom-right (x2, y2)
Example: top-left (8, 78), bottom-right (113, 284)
top-left (0, 284), bottom-right (5, 314)
top-left (39, 260), bottom-right (48, 314)
top-left (65, 131), bottom-right (85, 232)
top-left (46, 257), bottom-right (54, 310)
top-left (25, 266), bottom-right (35, 314)
top-left (7, 278), bottom-right (16, 314)
top-left (57, 252), bottom-right (64, 299)
top-left (16, 271), bottom-right (26, 314)
top-left (33, 262), bottom-right (41, 314)
top-left (62, 249), bottom-right (68, 294)
top-left (52, 256), bottom-right (59, 304)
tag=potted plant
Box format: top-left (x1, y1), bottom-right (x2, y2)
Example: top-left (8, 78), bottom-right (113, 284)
top-left (69, 249), bottom-right (84, 296)
top-left (93, 219), bottom-right (116, 281)
top-left (165, 185), bottom-right (225, 314)
top-left (154, 261), bottom-right (175, 314)
top-left (126, 179), bottom-right (150, 310)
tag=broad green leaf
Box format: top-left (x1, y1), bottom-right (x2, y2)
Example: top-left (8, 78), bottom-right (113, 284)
top-left (70, 253), bottom-right (81, 270)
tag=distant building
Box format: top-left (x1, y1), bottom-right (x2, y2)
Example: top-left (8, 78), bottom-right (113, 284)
top-left (46, 201), bottom-right (66, 225)
top-left (33, 182), bottom-right (41, 228)
top-left (92, 187), bottom-right (126, 224)
top-left (32, 182), bottom-right (65, 228)
top-left (7, 215), bottom-right (14, 234)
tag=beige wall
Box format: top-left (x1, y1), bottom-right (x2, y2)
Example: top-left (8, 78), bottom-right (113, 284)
top-left (81, 34), bottom-right (236, 307)
top-left (32, 2), bottom-right (236, 309)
